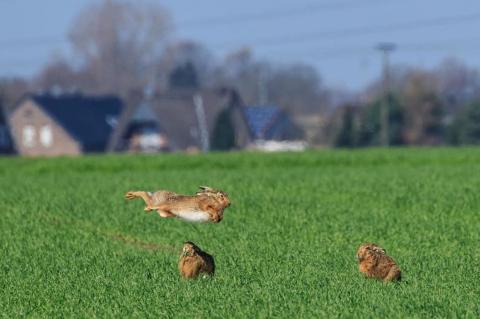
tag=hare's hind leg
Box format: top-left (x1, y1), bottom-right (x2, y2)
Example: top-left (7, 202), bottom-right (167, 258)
top-left (156, 204), bottom-right (176, 218)
top-left (158, 210), bottom-right (176, 218)
top-left (384, 267), bottom-right (401, 282)
top-left (125, 191), bottom-right (155, 212)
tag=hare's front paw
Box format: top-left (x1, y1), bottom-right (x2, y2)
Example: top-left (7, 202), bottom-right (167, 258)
top-left (144, 206), bottom-right (154, 213)
top-left (211, 214), bottom-right (222, 223)
top-left (125, 191), bottom-right (136, 200)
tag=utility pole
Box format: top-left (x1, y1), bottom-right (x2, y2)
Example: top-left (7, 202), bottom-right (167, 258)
top-left (193, 94), bottom-right (210, 152)
top-left (376, 42), bottom-right (395, 147)
top-left (257, 68), bottom-right (268, 106)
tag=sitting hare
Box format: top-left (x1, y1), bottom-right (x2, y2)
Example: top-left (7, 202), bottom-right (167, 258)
top-left (125, 186), bottom-right (230, 223)
top-left (178, 241), bottom-right (215, 279)
top-left (356, 243), bottom-right (401, 282)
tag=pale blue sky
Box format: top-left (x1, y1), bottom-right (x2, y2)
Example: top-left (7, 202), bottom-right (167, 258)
top-left (0, 0), bottom-right (479, 91)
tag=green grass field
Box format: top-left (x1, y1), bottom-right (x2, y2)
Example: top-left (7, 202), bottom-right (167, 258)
top-left (1, 149), bottom-right (480, 318)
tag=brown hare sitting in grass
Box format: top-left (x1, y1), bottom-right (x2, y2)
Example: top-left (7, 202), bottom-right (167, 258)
top-left (356, 243), bottom-right (402, 282)
top-left (178, 241), bottom-right (215, 279)
top-left (125, 186), bottom-right (230, 223)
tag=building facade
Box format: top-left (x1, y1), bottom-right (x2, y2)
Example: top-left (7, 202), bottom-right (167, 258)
top-left (9, 93), bottom-right (123, 156)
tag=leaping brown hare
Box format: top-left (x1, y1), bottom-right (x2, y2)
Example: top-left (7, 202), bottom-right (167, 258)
top-left (125, 186), bottom-right (231, 223)
top-left (356, 243), bottom-right (402, 282)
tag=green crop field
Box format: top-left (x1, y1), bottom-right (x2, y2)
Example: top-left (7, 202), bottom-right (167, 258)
top-left (1, 149), bottom-right (480, 318)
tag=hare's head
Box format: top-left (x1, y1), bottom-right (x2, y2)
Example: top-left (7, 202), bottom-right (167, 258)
top-left (356, 243), bottom-right (386, 262)
top-left (181, 241), bottom-right (201, 257)
top-left (214, 191), bottom-right (230, 208)
top-left (197, 186), bottom-right (231, 208)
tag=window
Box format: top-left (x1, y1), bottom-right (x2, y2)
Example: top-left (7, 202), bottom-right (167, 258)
top-left (40, 125), bottom-right (53, 147)
top-left (23, 125), bottom-right (35, 147)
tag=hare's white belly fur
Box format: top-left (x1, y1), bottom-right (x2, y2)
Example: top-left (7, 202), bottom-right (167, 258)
top-left (175, 210), bottom-right (210, 222)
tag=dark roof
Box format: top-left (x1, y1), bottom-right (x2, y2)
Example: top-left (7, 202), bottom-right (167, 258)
top-left (30, 93), bottom-right (124, 151)
top-left (0, 105), bottom-right (14, 153)
top-left (113, 88), bottom-right (251, 151)
top-left (243, 105), bottom-right (282, 139)
top-left (150, 89), bottom-right (239, 150)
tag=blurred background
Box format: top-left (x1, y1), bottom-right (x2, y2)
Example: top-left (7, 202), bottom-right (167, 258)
top-left (1, 0), bottom-right (480, 156)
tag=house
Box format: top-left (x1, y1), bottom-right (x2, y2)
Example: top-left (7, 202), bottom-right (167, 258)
top-left (0, 105), bottom-right (14, 154)
top-left (112, 88), bottom-right (251, 153)
top-left (9, 93), bottom-right (124, 156)
top-left (243, 105), bottom-right (307, 151)
top-left (243, 105), bottom-right (305, 141)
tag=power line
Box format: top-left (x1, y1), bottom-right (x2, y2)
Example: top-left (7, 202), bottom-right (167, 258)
top-left (0, 36), bottom-right (67, 50)
top-left (0, 1), bottom-right (383, 50)
top-left (265, 37), bottom-right (480, 61)
top-left (179, 0), bottom-right (384, 28)
top-left (212, 11), bottom-right (480, 49)
top-left (0, 8), bottom-right (479, 69)
top-left (3, 37), bottom-right (480, 71)
top-left (0, 9), bottom-right (479, 52)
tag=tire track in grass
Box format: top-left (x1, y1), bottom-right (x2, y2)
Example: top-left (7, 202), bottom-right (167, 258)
top-left (38, 213), bottom-right (177, 253)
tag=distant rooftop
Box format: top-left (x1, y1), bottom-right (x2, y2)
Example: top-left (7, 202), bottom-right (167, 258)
top-left (243, 105), bottom-right (281, 139)
top-left (29, 93), bottom-right (124, 151)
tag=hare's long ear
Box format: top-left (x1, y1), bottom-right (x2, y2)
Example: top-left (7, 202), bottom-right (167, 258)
top-left (199, 186), bottom-right (214, 192)
top-left (372, 246), bottom-right (386, 255)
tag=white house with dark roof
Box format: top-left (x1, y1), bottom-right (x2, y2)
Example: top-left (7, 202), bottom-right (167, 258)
top-left (9, 93), bottom-right (124, 156)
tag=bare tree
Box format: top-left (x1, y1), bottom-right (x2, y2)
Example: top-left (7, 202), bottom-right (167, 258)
top-left (211, 48), bottom-right (272, 105)
top-left (268, 63), bottom-right (327, 114)
top-left (0, 78), bottom-right (30, 113)
top-left (401, 70), bottom-right (444, 145)
top-left (158, 40), bottom-right (214, 90)
top-left (213, 49), bottom-right (327, 112)
top-left (360, 65), bottom-right (410, 103)
top-left (68, 0), bottom-right (172, 96)
top-left (434, 58), bottom-right (480, 114)
top-left (33, 56), bottom-right (79, 92)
